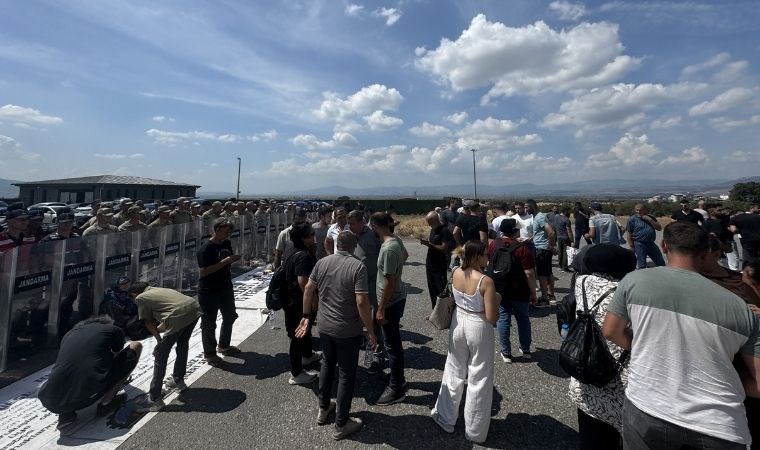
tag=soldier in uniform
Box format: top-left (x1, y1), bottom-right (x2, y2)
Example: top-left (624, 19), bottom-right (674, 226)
top-left (112, 198), bottom-right (134, 228)
top-left (190, 202), bottom-right (202, 221)
top-left (170, 197), bottom-right (193, 224)
top-left (202, 201), bottom-right (223, 234)
top-left (82, 208), bottom-right (119, 237)
top-left (118, 206), bottom-right (148, 233)
top-left (221, 201), bottom-right (235, 218)
top-left (253, 200), bottom-right (269, 261)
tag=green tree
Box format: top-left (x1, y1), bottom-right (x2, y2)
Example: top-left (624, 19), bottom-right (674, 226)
top-left (729, 182), bottom-right (760, 202)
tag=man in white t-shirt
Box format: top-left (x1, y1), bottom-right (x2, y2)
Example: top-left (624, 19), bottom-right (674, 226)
top-left (513, 201), bottom-right (533, 242)
top-left (490, 202), bottom-right (510, 238)
top-left (325, 207), bottom-right (349, 255)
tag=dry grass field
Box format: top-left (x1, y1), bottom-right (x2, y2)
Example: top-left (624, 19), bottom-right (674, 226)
top-left (395, 214), bottom-right (672, 239)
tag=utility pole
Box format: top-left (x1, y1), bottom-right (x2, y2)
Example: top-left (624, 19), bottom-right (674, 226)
top-left (471, 148), bottom-right (478, 200)
top-left (236, 157), bottom-right (242, 201)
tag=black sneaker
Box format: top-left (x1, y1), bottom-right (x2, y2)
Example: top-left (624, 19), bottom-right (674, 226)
top-left (57, 411), bottom-right (77, 430)
top-left (375, 386), bottom-right (406, 406)
top-left (96, 392), bottom-right (128, 416)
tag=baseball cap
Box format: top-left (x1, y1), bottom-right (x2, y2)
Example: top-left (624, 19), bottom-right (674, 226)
top-left (158, 205), bottom-right (171, 213)
top-left (57, 212), bottom-right (75, 222)
top-left (28, 209), bottom-right (44, 220)
top-left (190, 202), bottom-right (200, 208)
top-left (178, 197), bottom-right (191, 204)
top-left (499, 218), bottom-right (519, 236)
top-left (128, 205), bottom-right (142, 215)
top-left (6, 208), bottom-right (29, 220)
top-left (463, 199), bottom-right (477, 208)
top-left (590, 202), bottom-right (602, 211)
top-left (97, 207), bottom-right (114, 216)
top-left (212, 201), bottom-right (223, 207)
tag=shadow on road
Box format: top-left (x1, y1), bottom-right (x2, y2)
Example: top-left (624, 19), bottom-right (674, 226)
top-left (532, 347), bottom-right (569, 379)
top-left (219, 351), bottom-right (290, 379)
top-left (162, 388), bottom-right (247, 413)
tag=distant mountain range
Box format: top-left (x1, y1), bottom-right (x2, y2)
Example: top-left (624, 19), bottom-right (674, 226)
top-left (5, 176), bottom-right (759, 201)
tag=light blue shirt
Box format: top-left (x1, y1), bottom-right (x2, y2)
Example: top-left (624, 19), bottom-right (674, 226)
top-left (532, 212), bottom-right (550, 249)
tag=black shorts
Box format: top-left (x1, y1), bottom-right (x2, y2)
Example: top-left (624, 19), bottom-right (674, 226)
top-left (102, 347), bottom-right (139, 391)
top-left (535, 248), bottom-right (554, 277)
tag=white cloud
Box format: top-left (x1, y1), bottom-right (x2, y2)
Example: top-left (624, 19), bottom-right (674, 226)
top-left (363, 110), bottom-right (403, 130)
top-left (650, 115), bottom-right (681, 130)
top-left (344, 4), bottom-right (364, 16)
top-left (409, 122), bottom-right (451, 138)
top-left (146, 128), bottom-right (275, 145)
top-left (586, 133), bottom-right (660, 168)
top-left (94, 153), bottom-right (145, 159)
top-left (0, 104), bottom-right (63, 126)
top-left (456, 117), bottom-right (541, 150)
top-left (313, 84), bottom-right (404, 122)
top-left (727, 151), bottom-right (760, 163)
top-left (373, 7), bottom-right (401, 26)
top-left (542, 82), bottom-right (702, 133)
top-left (549, 1), bottom-right (587, 21)
top-left (659, 146), bottom-right (709, 166)
top-left (688, 87), bottom-right (755, 116)
top-left (290, 132), bottom-right (358, 149)
top-left (681, 53), bottom-right (731, 78)
top-left (708, 115), bottom-right (760, 132)
top-left (151, 115), bottom-right (175, 123)
top-left (445, 111), bottom-right (468, 125)
top-left (0, 134), bottom-right (41, 162)
top-left (415, 15), bottom-right (640, 103)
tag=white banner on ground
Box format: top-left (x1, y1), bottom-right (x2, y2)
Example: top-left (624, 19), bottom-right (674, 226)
top-left (0, 269), bottom-right (272, 450)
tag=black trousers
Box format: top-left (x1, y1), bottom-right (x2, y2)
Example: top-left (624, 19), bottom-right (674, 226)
top-left (198, 286), bottom-right (237, 355)
top-left (284, 302), bottom-right (313, 376)
top-left (747, 395), bottom-right (760, 450)
top-left (319, 333), bottom-right (361, 428)
top-left (623, 398), bottom-right (745, 449)
top-left (577, 408), bottom-right (621, 450)
top-left (381, 299), bottom-right (406, 391)
top-left (426, 264), bottom-right (448, 308)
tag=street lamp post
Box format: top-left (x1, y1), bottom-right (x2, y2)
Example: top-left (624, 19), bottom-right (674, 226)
top-left (236, 157), bottom-right (242, 201)
top-left (471, 148), bottom-right (478, 200)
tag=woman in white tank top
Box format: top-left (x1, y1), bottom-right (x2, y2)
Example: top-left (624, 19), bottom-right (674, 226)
top-left (431, 240), bottom-right (500, 443)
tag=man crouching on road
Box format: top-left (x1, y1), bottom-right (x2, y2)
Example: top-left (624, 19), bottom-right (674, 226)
top-left (38, 316), bottom-right (142, 431)
top-left (296, 231), bottom-right (376, 440)
top-left (129, 282), bottom-right (201, 412)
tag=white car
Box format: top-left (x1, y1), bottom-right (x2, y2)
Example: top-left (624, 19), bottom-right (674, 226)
top-left (29, 205), bottom-right (70, 224)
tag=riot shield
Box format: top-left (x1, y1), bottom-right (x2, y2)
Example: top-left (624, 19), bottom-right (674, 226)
top-left (135, 228), bottom-right (161, 285)
top-left (100, 232), bottom-right (134, 304)
top-left (181, 221), bottom-right (202, 296)
top-left (161, 223), bottom-right (183, 290)
top-left (53, 234), bottom-right (98, 342)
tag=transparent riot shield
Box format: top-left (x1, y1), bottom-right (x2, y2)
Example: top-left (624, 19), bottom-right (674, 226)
top-left (267, 212), bottom-right (278, 263)
top-left (53, 234), bottom-right (98, 342)
top-left (100, 232), bottom-right (134, 304)
top-left (254, 213), bottom-right (268, 264)
top-left (278, 212), bottom-right (287, 233)
top-left (161, 223), bottom-right (183, 289)
top-left (6, 240), bottom-right (61, 368)
top-left (0, 250), bottom-right (16, 372)
top-left (135, 228), bottom-right (161, 285)
top-left (241, 215), bottom-right (253, 265)
top-left (228, 216), bottom-right (244, 274)
top-left (181, 221), bottom-right (202, 296)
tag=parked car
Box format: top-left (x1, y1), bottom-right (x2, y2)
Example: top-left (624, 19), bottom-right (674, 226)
top-left (29, 202), bottom-right (67, 209)
top-left (28, 205), bottom-right (71, 224)
top-left (74, 206), bottom-right (94, 228)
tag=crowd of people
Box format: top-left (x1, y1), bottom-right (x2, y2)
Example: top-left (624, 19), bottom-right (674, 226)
top-left (3, 194), bottom-right (758, 446)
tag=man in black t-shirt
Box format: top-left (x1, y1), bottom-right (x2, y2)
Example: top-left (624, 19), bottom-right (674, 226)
top-left (421, 211), bottom-right (453, 308)
top-left (730, 203), bottom-right (760, 267)
top-left (197, 218), bottom-right (241, 367)
top-left (38, 316), bottom-right (142, 430)
top-left (282, 222), bottom-right (321, 385)
top-left (671, 199), bottom-right (704, 226)
top-left (453, 200), bottom-right (488, 246)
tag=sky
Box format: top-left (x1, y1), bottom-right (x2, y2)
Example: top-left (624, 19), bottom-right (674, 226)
top-left (1, 0), bottom-right (759, 195)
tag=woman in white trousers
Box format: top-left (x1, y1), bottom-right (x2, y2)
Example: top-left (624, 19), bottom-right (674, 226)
top-left (431, 240), bottom-right (500, 443)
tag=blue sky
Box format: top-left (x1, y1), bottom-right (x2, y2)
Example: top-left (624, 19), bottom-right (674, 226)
top-left (1, 0), bottom-right (759, 194)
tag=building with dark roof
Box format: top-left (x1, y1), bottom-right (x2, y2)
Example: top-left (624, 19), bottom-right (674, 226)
top-left (13, 175), bottom-right (200, 205)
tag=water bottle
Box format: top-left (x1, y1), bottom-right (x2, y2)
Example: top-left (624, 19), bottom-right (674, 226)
top-left (560, 323), bottom-right (569, 341)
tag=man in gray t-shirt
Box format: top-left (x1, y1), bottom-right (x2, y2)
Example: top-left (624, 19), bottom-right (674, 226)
top-left (603, 221), bottom-right (760, 448)
top-left (348, 210), bottom-right (381, 306)
top-left (296, 231), bottom-right (375, 439)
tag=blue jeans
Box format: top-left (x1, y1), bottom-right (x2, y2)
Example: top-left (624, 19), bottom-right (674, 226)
top-left (633, 240), bottom-right (666, 269)
top-left (381, 299), bottom-right (406, 391)
top-left (496, 301), bottom-right (531, 356)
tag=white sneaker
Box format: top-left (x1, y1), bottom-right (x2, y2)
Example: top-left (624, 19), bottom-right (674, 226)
top-left (500, 353), bottom-right (513, 363)
top-left (165, 377), bottom-right (188, 392)
top-left (302, 351), bottom-right (323, 366)
top-left (517, 348), bottom-right (532, 359)
top-left (288, 370), bottom-right (318, 385)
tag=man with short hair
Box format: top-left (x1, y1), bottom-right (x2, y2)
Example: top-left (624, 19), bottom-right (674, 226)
top-left (528, 199), bottom-right (557, 306)
top-left (491, 203), bottom-right (510, 238)
top-left (197, 218), bottom-right (241, 366)
top-left (295, 231), bottom-right (376, 440)
top-left (274, 207), bottom-right (308, 268)
top-left (730, 202), bottom-right (760, 268)
top-left (313, 207), bottom-right (331, 260)
top-left (572, 202), bottom-right (592, 249)
top-left (626, 203), bottom-right (666, 269)
top-left (325, 207), bottom-right (349, 256)
top-left (453, 200), bottom-right (488, 246)
top-left (586, 202), bottom-right (624, 245)
top-left (513, 201), bottom-right (534, 243)
top-left (693, 199), bottom-right (709, 221)
top-left (118, 205), bottom-right (147, 232)
top-left (129, 282), bottom-right (201, 412)
top-left (38, 316), bottom-right (142, 430)
top-left (603, 221), bottom-right (760, 449)
top-left (421, 211), bottom-right (453, 308)
top-left (370, 212), bottom-right (408, 406)
top-left (82, 208), bottom-right (119, 237)
top-left (671, 198), bottom-right (704, 226)
top-left (553, 207), bottom-right (573, 271)
top-left (441, 199), bottom-right (459, 234)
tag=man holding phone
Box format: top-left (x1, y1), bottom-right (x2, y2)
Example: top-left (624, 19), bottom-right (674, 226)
top-left (197, 218), bottom-right (241, 367)
top-left (421, 211), bottom-right (453, 309)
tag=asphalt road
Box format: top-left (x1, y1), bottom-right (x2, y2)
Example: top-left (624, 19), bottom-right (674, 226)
top-left (122, 240), bottom-right (580, 450)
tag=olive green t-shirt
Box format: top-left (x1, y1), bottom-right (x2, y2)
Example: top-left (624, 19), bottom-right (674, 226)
top-left (136, 287), bottom-right (200, 336)
top-left (376, 237), bottom-right (406, 307)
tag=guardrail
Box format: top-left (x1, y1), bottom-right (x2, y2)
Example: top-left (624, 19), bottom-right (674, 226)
top-left (0, 211), bottom-right (318, 372)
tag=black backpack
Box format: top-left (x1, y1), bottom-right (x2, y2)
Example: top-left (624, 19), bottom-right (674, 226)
top-left (556, 273), bottom-right (578, 335)
top-left (265, 264), bottom-right (288, 311)
top-left (558, 277), bottom-right (627, 387)
top-left (486, 240), bottom-right (528, 296)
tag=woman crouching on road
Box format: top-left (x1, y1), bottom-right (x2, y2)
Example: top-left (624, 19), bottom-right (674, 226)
top-left (431, 240), bottom-right (500, 443)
